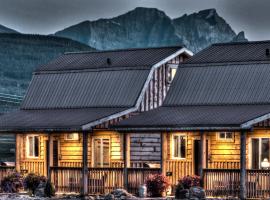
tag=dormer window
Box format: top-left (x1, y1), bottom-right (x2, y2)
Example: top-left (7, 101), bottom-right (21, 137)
top-left (169, 66), bottom-right (177, 83)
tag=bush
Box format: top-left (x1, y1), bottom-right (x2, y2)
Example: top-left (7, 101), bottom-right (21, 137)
top-left (44, 180), bottom-right (55, 197)
top-left (145, 174), bottom-right (170, 197)
top-left (23, 173), bottom-right (46, 194)
top-left (178, 175), bottom-right (201, 189)
top-left (0, 172), bottom-right (23, 193)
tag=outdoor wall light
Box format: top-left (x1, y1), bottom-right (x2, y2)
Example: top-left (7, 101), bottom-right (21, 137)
top-left (261, 158), bottom-right (270, 169)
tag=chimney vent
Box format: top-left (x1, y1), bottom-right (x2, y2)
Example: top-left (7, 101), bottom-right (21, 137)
top-left (107, 58), bottom-right (112, 65)
top-left (266, 49), bottom-right (270, 57)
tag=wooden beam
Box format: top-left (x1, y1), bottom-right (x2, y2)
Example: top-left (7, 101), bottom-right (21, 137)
top-left (47, 134), bottom-right (52, 180)
top-left (123, 133), bottom-right (131, 190)
top-left (161, 132), bottom-right (168, 176)
top-left (15, 134), bottom-right (21, 172)
top-left (240, 130), bottom-right (247, 200)
top-left (82, 131), bottom-right (88, 196)
top-left (199, 131), bottom-right (205, 178)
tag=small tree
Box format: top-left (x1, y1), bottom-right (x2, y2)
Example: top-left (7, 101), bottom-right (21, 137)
top-left (145, 174), bottom-right (170, 197)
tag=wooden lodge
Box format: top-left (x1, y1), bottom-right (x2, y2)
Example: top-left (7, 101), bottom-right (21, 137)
top-left (0, 46), bottom-right (192, 195)
top-left (115, 41), bottom-right (270, 199)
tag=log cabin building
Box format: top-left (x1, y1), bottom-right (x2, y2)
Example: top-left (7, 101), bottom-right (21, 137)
top-left (0, 46), bottom-right (192, 195)
top-left (115, 41), bottom-right (270, 199)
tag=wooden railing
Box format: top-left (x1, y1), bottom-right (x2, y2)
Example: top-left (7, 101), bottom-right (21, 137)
top-left (0, 166), bottom-right (15, 183)
top-left (166, 160), bottom-right (192, 185)
top-left (127, 168), bottom-right (161, 194)
top-left (20, 160), bottom-right (45, 175)
top-left (208, 161), bottom-right (240, 169)
top-left (203, 169), bottom-right (241, 198)
top-left (51, 167), bottom-right (82, 193)
top-left (88, 168), bottom-right (124, 194)
top-left (246, 170), bottom-right (270, 199)
top-left (50, 167), bottom-right (161, 195)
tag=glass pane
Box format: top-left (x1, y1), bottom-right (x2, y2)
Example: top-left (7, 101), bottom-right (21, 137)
top-left (173, 136), bottom-right (179, 157)
top-left (34, 136), bottom-right (39, 157)
top-left (261, 138), bottom-right (270, 164)
top-left (94, 139), bottom-right (101, 167)
top-left (103, 139), bottom-right (110, 167)
top-left (226, 132), bottom-right (233, 139)
top-left (252, 139), bottom-right (259, 169)
top-left (29, 137), bottom-right (33, 157)
top-left (180, 136), bottom-right (186, 158)
top-left (219, 133), bottom-right (225, 139)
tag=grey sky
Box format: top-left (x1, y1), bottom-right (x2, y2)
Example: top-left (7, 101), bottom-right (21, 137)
top-left (0, 0), bottom-right (269, 40)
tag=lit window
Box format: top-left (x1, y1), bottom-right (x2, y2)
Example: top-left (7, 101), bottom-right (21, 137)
top-left (27, 136), bottom-right (39, 158)
top-left (169, 67), bottom-right (177, 82)
top-left (218, 132), bottom-right (234, 141)
top-left (172, 134), bottom-right (186, 159)
top-left (65, 133), bottom-right (79, 141)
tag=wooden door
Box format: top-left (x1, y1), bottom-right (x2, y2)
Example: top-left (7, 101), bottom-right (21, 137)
top-left (52, 140), bottom-right (59, 167)
top-left (194, 139), bottom-right (208, 175)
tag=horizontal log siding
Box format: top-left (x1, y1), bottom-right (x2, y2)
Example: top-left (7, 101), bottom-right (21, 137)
top-left (19, 133), bottom-right (46, 175)
top-left (59, 131), bottom-right (122, 167)
top-left (207, 132), bottom-right (241, 169)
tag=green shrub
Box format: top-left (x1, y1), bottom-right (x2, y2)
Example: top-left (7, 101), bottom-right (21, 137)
top-left (145, 174), bottom-right (170, 197)
top-left (44, 180), bottom-right (55, 197)
top-left (23, 173), bottom-right (46, 194)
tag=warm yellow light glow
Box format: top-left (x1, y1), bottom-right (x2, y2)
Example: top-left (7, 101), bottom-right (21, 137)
top-left (171, 68), bottom-right (177, 80)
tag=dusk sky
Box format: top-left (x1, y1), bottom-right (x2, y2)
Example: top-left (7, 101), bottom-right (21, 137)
top-left (0, 0), bottom-right (269, 41)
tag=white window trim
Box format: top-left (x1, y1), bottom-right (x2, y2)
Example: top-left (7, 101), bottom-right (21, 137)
top-left (91, 137), bottom-right (111, 167)
top-left (26, 135), bottom-right (40, 159)
top-left (171, 133), bottom-right (187, 160)
top-left (217, 132), bottom-right (234, 142)
top-left (64, 133), bottom-right (79, 141)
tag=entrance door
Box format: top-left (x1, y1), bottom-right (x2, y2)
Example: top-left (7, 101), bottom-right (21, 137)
top-left (52, 141), bottom-right (59, 167)
top-left (194, 139), bottom-right (208, 175)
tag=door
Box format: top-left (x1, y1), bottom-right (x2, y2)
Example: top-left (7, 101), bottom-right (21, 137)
top-left (52, 140), bottom-right (59, 167)
top-left (92, 138), bottom-right (110, 167)
top-left (194, 139), bottom-right (208, 175)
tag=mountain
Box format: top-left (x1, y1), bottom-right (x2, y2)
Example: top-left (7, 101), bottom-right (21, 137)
top-left (0, 24), bottom-right (18, 33)
top-left (55, 7), bottom-right (247, 53)
top-left (55, 7), bottom-right (182, 50)
top-left (0, 33), bottom-right (94, 112)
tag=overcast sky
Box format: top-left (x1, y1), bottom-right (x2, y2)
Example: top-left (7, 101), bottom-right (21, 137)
top-left (0, 0), bottom-right (269, 41)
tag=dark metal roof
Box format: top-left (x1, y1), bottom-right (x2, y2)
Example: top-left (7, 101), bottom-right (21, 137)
top-left (185, 41), bottom-right (270, 64)
top-left (22, 69), bottom-right (149, 109)
top-left (36, 46), bottom-right (183, 72)
top-left (0, 108), bottom-right (127, 132)
top-left (164, 63), bottom-right (270, 106)
top-left (114, 105), bottom-right (270, 130)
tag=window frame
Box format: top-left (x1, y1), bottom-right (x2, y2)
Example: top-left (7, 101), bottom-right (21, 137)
top-left (171, 133), bottom-right (187, 160)
top-left (64, 133), bottom-right (79, 141)
top-left (26, 135), bottom-right (40, 159)
top-left (250, 137), bottom-right (270, 169)
top-left (217, 132), bottom-right (234, 142)
top-left (92, 137), bottom-right (111, 167)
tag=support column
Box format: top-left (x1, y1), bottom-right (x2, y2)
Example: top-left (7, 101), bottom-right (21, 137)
top-left (123, 133), bottom-right (131, 190)
top-left (47, 134), bottom-right (52, 180)
top-left (240, 130), bottom-right (247, 200)
top-left (15, 134), bottom-right (21, 172)
top-left (82, 131), bottom-right (88, 196)
top-left (161, 132), bottom-right (168, 176)
top-left (199, 131), bottom-right (205, 179)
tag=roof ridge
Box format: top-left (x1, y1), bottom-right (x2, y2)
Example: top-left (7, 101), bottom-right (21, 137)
top-left (181, 60), bottom-right (270, 68)
top-left (212, 40), bottom-right (270, 46)
top-left (64, 45), bottom-right (183, 55)
top-left (163, 103), bottom-right (270, 107)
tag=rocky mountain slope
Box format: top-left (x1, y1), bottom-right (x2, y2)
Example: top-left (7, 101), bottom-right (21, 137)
top-left (55, 7), bottom-right (247, 53)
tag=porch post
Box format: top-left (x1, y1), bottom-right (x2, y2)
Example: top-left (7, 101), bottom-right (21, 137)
top-left (240, 130), bottom-right (247, 200)
top-left (82, 131), bottom-right (88, 196)
top-left (199, 131), bottom-right (205, 178)
top-left (123, 133), bottom-right (131, 190)
top-left (15, 134), bottom-right (21, 172)
top-left (161, 132), bottom-right (168, 176)
top-left (47, 134), bottom-right (52, 180)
